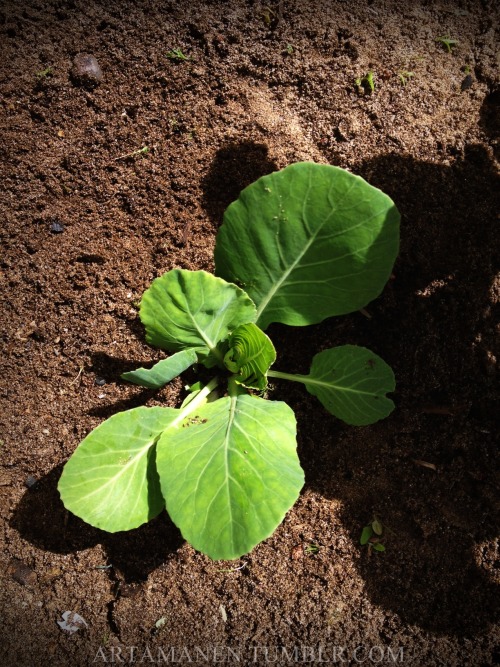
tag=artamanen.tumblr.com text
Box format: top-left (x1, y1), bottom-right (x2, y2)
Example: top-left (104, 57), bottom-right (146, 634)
top-left (93, 644), bottom-right (404, 664)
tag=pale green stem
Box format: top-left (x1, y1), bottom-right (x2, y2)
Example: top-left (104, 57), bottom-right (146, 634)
top-left (267, 369), bottom-right (309, 385)
top-left (170, 376), bottom-right (219, 427)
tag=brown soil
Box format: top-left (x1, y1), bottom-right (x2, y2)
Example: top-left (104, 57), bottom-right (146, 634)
top-left (1, 1), bottom-right (499, 665)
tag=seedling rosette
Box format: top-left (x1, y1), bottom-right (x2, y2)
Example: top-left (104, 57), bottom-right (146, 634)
top-left (58, 163), bottom-right (400, 560)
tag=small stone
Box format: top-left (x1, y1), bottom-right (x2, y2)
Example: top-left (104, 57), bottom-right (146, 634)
top-left (71, 53), bottom-right (103, 88)
top-left (94, 377), bottom-right (106, 386)
top-left (8, 558), bottom-right (37, 587)
top-left (25, 475), bottom-right (38, 488)
top-left (50, 220), bottom-right (64, 233)
top-left (461, 74), bottom-right (473, 91)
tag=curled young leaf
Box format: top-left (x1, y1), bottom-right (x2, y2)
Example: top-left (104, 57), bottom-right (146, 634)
top-left (224, 323), bottom-right (276, 390)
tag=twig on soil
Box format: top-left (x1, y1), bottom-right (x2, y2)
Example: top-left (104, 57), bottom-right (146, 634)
top-left (69, 364), bottom-right (84, 386)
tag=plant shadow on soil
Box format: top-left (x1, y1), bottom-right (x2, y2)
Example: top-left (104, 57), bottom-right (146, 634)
top-left (11, 142), bottom-right (499, 635)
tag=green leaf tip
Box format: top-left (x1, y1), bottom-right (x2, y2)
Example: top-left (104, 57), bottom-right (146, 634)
top-left (121, 349), bottom-right (198, 389)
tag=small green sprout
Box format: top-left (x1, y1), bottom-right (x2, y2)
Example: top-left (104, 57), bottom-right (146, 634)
top-left (166, 48), bottom-right (191, 62)
top-left (436, 36), bottom-right (458, 53)
top-left (304, 542), bottom-right (320, 555)
top-left (398, 70), bottom-right (414, 86)
top-left (36, 66), bottom-right (53, 78)
top-left (360, 518), bottom-right (386, 554)
top-left (285, 44), bottom-right (294, 55)
top-left (355, 70), bottom-right (375, 94)
top-left (114, 146), bottom-right (149, 161)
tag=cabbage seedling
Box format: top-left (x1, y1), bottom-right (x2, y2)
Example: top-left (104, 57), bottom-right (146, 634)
top-left (58, 162), bottom-right (400, 560)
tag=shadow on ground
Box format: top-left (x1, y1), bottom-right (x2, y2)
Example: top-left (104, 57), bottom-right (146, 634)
top-left (11, 466), bottom-right (183, 583)
top-left (292, 143), bottom-right (499, 635)
top-left (201, 141), bottom-right (278, 226)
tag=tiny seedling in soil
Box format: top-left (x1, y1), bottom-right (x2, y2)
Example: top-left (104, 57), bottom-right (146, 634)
top-left (166, 48), bottom-right (191, 62)
top-left (355, 70), bottom-right (375, 94)
top-left (285, 44), bottom-right (294, 55)
top-left (360, 518), bottom-right (386, 554)
top-left (36, 66), bottom-right (53, 78)
top-left (58, 162), bottom-right (400, 561)
top-left (304, 543), bottom-right (320, 555)
top-left (398, 70), bottom-right (414, 86)
top-left (435, 36), bottom-right (458, 53)
top-left (114, 146), bottom-right (149, 161)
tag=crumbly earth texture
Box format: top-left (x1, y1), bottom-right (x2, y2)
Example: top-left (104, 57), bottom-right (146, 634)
top-left (1, 1), bottom-right (499, 665)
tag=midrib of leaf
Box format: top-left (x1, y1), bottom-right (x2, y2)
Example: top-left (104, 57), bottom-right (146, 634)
top-left (74, 436), bottom-right (157, 500)
top-left (254, 176), bottom-right (357, 324)
top-left (74, 379), bottom-right (220, 502)
top-left (223, 394), bottom-right (237, 545)
top-left (267, 369), bottom-right (377, 396)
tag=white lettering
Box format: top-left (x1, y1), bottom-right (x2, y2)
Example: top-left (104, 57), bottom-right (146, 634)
top-left (109, 647), bottom-right (125, 664)
top-left (353, 645), bottom-right (367, 663)
top-left (368, 647), bottom-right (384, 663)
top-left (94, 647), bottom-right (108, 663)
top-left (226, 647), bottom-right (241, 662)
top-left (331, 646), bottom-right (347, 663)
top-left (387, 647), bottom-right (404, 663)
top-left (156, 647), bottom-right (172, 663)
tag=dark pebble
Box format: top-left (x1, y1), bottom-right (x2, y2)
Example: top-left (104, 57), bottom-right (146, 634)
top-left (8, 558), bottom-right (37, 587)
top-left (461, 74), bottom-right (473, 91)
top-left (25, 475), bottom-right (38, 488)
top-left (71, 53), bottom-right (103, 88)
top-left (50, 220), bottom-right (64, 233)
top-left (94, 377), bottom-right (106, 386)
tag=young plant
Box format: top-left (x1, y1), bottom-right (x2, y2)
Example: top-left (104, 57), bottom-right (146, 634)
top-left (360, 518), bottom-right (386, 553)
top-left (58, 163), bottom-right (400, 560)
top-left (355, 70), bottom-right (375, 94)
top-left (398, 70), bottom-right (414, 86)
top-left (114, 146), bottom-right (149, 161)
top-left (166, 48), bottom-right (191, 62)
top-left (435, 36), bottom-right (458, 53)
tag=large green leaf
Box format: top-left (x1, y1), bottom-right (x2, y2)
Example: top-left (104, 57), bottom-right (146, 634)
top-left (58, 407), bottom-right (178, 531)
top-left (121, 349), bottom-right (198, 389)
top-left (139, 269), bottom-right (257, 362)
top-left (156, 395), bottom-right (304, 560)
top-left (214, 163), bottom-right (400, 329)
top-left (302, 345), bottom-right (395, 425)
top-left (224, 323), bottom-right (276, 390)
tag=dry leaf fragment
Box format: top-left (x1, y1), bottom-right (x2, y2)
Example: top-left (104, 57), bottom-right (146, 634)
top-left (412, 459), bottom-right (437, 471)
top-left (57, 610), bottom-right (88, 634)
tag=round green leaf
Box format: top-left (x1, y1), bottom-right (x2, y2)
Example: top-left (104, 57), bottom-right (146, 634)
top-left (139, 269), bottom-right (257, 358)
top-left (214, 163), bottom-right (400, 329)
top-left (304, 345), bottom-right (395, 425)
top-left (58, 407), bottom-right (178, 532)
top-left (156, 395), bottom-right (304, 560)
